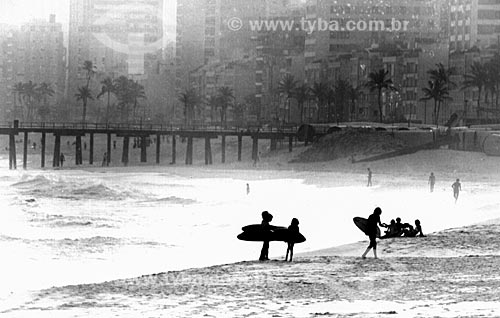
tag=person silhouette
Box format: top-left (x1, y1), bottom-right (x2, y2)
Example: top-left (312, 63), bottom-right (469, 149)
top-left (428, 172), bottom-right (436, 192)
top-left (59, 153), bottom-right (65, 167)
top-left (246, 183), bottom-right (250, 195)
top-left (259, 211), bottom-right (273, 261)
top-left (452, 178), bottom-right (461, 202)
top-left (367, 168), bottom-right (373, 187)
top-left (361, 207), bottom-right (385, 259)
top-left (285, 218), bottom-right (299, 262)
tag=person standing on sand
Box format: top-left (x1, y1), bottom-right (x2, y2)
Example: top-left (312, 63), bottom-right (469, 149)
top-left (452, 178), bottom-right (461, 202)
top-left (285, 218), bottom-right (299, 262)
top-left (102, 152), bottom-right (108, 167)
top-left (259, 211), bottom-right (273, 261)
top-left (59, 153), bottom-right (65, 167)
top-left (428, 172), bottom-right (436, 192)
top-left (246, 183), bottom-right (250, 195)
top-left (367, 168), bottom-right (373, 187)
top-left (361, 207), bottom-right (385, 259)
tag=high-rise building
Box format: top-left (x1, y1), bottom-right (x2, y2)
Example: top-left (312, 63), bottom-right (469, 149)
top-left (304, 0), bottom-right (444, 83)
top-left (68, 0), bottom-right (164, 85)
top-left (67, 0), bottom-right (165, 122)
top-left (19, 15), bottom-right (66, 102)
top-left (0, 16), bottom-right (66, 122)
top-left (449, 0), bottom-right (500, 52)
top-left (176, 0), bottom-right (305, 123)
top-left (0, 25), bottom-right (19, 121)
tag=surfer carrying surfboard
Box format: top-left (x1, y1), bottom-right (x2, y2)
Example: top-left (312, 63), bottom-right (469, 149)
top-left (259, 211), bottom-right (273, 261)
top-left (361, 207), bottom-right (386, 259)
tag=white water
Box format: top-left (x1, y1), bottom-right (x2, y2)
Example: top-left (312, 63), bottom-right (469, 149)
top-left (1, 156), bottom-right (499, 304)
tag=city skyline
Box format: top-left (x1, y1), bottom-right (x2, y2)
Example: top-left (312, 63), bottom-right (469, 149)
top-left (0, 0), bottom-right (177, 41)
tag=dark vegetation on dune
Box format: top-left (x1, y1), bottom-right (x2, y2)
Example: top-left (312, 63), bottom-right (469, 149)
top-left (291, 130), bottom-right (407, 163)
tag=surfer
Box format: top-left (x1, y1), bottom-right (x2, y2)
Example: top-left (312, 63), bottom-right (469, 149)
top-left (452, 178), bottom-right (461, 202)
top-left (428, 172), bottom-right (435, 192)
top-left (259, 211), bottom-right (273, 261)
top-left (285, 218), bottom-right (299, 262)
top-left (361, 207), bottom-right (385, 259)
top-left (367, 168), bottom-right (372, 187)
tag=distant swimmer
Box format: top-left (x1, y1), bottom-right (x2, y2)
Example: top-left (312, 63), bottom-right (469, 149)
top-left (428, 172), bottom-right (436, 192)
top-left (285, 218), bottom-right (299, 262)
top-left (259, 211), bottom-right (273, 261)
top-left (361, 207), bottom-right (385, 259)
top-left (452, 178), bottom-right (461, 203)
top-left (367, 168), bottom-right (372, 187)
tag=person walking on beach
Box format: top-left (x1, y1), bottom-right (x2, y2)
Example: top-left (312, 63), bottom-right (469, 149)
top-left (102, 152), bottom-right (108, 167)
top-left (246, 183), bottom-right (250, 195)
top-left (428, 172), bottom-right (436, 192)
top-left (253, 152), bottom-right (260, 167)
top-left (361, 207), bottom-right (385, 259)
top-left (367, 168), bottom-right (373, 187)
top-left (259, 211), bottom-right (273, 261)
top-left (285, 218), bottom-right (299, 262)
top-left (59, 153), bottom-right (65, 167)
top-left (452, 178), bottom-right (461, 202)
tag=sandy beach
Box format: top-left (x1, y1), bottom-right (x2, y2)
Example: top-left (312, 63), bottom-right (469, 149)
top-left (2, 141), bottom-right (500, 317)
top-left (4, 218), bottom-right (500, 317)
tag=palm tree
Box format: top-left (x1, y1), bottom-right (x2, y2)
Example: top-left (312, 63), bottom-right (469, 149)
top-left (206, 95), bottom-right (220, 123)
top-left (485, 54), bottom-right (500, 108)
top-left (129, 80), bottom-right (147, 120)
top-left (366, 69), bottom-right (397, 122)
top-left (178, 88), bottom-right (199, 127)
top-left (97, 77), bottom-right (115, 123)
top-left (278, 74), bottom-right (297, 123)
top-left (12, 82), bottom-right (25, 119)
top-left (310, 82), bottom-right (329, 122)
top-left (333, 79), bottom-right (350, 124)
top-left (36, 82), bottom-right (55, 122)
top-left (347, 84), bottom-right (362, 121)
top-left (427, 63), bottom-right (456, 90)
top-left (82, 60), bottom-right (96, 89)
top-left (293, 84), bottom-right (310, 124)
top-left (75, 86), bottom-right (93, 123)
top-left (114, 76), bottom-right (133, 122)
top-left (462, 62), bottom-right (487, 118)
top-left (326, 87), bottom-right (336, 123)
top-left (217, 86), bottom-right (234, 128)
top-left (421, 80), bottom-right (451, 127)
top-left (22, 81), bottom-right (38, 121)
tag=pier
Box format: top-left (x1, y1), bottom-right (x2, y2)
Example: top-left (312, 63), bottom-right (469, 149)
top-left (0, 121), bottom-right (298, 170)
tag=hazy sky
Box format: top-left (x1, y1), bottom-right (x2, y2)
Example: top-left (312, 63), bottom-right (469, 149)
top-left (0, 0), bottom-right (176, 28)
top-left (0, 0), bottom-right (70, 25)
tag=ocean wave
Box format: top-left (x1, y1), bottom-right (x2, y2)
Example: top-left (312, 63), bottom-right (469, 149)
top-left (154, 196), bottom-right (198, 205)
top-left (0, 235), bottom-right (175, 250)
top-left (11, 175), bottom-right (137, 201)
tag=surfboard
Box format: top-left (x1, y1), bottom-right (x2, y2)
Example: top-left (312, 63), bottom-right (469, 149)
top-left (237, 225), bottom-right (306, 243)
top-left (353, 217), bottom-right (381, 238)
top-left (241, 224), bottom-right (286, 232)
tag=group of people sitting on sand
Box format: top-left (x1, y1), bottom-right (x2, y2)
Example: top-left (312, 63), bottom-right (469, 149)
top-left (381, 217), bottom-right (426, 239)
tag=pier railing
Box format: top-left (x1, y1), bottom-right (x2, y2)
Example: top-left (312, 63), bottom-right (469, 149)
top-left (0, 121), bottom-right (299, 133)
